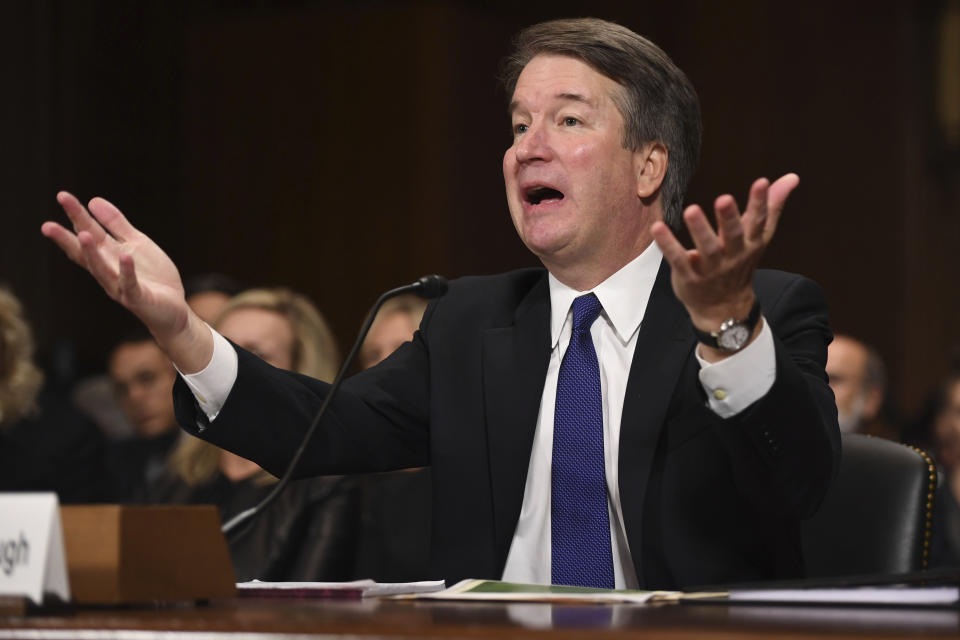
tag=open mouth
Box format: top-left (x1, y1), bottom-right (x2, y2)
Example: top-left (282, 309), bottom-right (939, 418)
top-left (524, 185), bottom-right (565, 205)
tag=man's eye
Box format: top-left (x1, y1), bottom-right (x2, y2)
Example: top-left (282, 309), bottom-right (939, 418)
top-left (514, 123), bottom-right (528, 135)
top-left (562, 117), bottom-right (580, 126)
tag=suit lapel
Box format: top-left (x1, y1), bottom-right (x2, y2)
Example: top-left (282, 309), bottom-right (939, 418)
top-left (482, 274), bottom-right (552, 573)
top-left (619, 260), bottom-right (695, 586)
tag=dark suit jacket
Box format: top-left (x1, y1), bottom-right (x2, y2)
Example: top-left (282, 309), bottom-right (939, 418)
top-left (175, 260), bottom-right (840, 589)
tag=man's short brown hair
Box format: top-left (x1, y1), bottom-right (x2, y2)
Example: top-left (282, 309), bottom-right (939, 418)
top-left (500, 17), bottom-right (701, 229)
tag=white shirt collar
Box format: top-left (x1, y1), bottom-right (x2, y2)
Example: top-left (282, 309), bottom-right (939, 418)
top-left (548, 243), bottom-right (664, 348)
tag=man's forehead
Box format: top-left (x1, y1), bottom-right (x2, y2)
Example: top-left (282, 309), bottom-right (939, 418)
top-left (110, 341), bottom-right (169, 372)
top-left (828, 340), bottom-right (869, 376)
top-left (509, 91), bottom-right (599, 115)
top-left (509, 54), bottom-right (615, 113)
top-left (113, 340), bottom-right (160, 358)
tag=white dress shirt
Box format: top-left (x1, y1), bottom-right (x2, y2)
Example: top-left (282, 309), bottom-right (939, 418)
top-left (181, 244), bottom-right (776, 588)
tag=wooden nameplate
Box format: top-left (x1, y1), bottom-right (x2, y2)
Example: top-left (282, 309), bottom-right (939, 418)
top-left (60, 505), bottom-right (236, 604)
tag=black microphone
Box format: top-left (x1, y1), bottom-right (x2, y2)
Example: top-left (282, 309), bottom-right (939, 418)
top-left (221, 275), bottom-right (449, 538)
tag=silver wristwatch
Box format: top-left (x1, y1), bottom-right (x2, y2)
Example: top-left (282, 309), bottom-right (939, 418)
top-left (693, 300), bottom-right (762, 352)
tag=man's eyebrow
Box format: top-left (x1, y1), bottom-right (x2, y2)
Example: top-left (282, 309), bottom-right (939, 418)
top-left (508, 92), bottom-right (598, 116)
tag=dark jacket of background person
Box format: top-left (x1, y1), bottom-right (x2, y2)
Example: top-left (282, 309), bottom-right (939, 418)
top-left (0, 287), bottom-right (107, 502)
top-left (927, 373), bottom-right (960, 568)
top-left (175, 264), bottom-right (839, 589)
top-left (0, 385), bottom-right (108, 503)
top-left (146, 471), bottom-right (360, 582)
top-left (104, 430), bottom-right (179, 503)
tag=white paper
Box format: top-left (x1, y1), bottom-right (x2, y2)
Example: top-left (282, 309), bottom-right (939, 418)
top-left (0, 493), bottom-right (70, 604)
top-left (236, 579), bottom-right (445, 597)
top-left (728, 586), bottom-right (959, 606)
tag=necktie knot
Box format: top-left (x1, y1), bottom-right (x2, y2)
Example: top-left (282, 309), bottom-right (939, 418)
top-left (571, 293), bottom-right (603, 335)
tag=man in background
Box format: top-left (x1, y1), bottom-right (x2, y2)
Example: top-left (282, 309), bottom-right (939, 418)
top-left (826, 333), bottom-right (893, 439)
top-left (184, 273), bottom-right (245, 324)
top-left (106, 330), bottom-right (180, 501)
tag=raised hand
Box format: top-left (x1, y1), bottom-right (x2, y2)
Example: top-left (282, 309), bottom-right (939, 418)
top-left (42, 192), bottom-right (213, 372)
top-left (651, 174), bottom-right (800, 359)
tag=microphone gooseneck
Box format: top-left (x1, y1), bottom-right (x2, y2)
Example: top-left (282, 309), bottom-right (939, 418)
top-left (221, 275), bottom-right (448, 538)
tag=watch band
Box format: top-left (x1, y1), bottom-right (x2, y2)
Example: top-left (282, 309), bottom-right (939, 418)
top-left (692, 299), bottom-right (762, 351)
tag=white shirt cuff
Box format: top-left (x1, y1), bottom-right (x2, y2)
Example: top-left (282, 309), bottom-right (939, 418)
top-left (177, 325), bottom-right (238, 422)
top-left (696, 317), bottom-right (776, 418)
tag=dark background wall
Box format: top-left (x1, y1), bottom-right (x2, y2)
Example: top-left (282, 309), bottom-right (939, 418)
top-left (2, 0), bottom-right (958, 418)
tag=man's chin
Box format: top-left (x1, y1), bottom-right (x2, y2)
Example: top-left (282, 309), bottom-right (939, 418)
top-left (520, 229), bottom-right (573, 260)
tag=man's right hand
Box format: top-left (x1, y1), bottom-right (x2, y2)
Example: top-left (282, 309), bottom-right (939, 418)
top-left (42, 191), bottom-right (214, 373)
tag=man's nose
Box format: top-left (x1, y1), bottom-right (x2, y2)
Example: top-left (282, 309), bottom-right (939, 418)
top-left (514, 122), bottom-right (552, 164)
top-left (127, 383), bottom-right (149, 402)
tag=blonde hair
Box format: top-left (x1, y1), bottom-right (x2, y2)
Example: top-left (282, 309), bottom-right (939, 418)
top-left (376, 294), bottom-right (428, 327)
top-left (0, 288), bottom-right (44, 427)
top-left (170, 288), bottom-right (340, 485)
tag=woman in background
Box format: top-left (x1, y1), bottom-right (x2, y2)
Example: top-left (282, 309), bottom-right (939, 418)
top-left (0, 286), bottom-right (107, 502)
top-left (150, 287), bottom-right (358, 582)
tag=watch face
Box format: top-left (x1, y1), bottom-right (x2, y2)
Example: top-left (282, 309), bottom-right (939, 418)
top-left (718, 323), bottom-right (750, 351)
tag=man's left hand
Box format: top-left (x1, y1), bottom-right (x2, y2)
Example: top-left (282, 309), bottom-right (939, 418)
top-left (651, 173), bottom-right (800, 361)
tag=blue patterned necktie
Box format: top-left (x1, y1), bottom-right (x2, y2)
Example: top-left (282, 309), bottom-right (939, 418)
top-left (551, 292), bottom-right (614, 588)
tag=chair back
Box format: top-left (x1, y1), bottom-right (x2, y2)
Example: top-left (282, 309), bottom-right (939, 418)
top-left (801, 433), bottom-right (936, 577)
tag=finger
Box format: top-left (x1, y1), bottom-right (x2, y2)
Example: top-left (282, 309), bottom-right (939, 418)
top-left (88, 197), bottom-right (139, 242)
top-left (117, 251), bottom-right (142, 304)
top-left (683, 205), bottom-right (722, 272)
top-left (56, 191), bottom-right (107, 243)
top-left (761, 173), bottom-right (800, 242)
top-left (40, 221), bottom-right (84, 264)
top-left (714, 194), bottom-right (745, 255)
top-left (651, 220), bottom-right (694, 279)
top-left (742, 178), bottom-right (770, 242)
top-left (78, 231), bottom-right (121, 297)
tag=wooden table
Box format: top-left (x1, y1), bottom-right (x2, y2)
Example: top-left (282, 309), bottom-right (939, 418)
top-left (2, 596), bottom-right (960, 639)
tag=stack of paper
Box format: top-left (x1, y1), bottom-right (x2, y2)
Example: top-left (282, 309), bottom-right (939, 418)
top-left (726, 586), bottom-right (960, 606)
top-left (411, 579), bottom-right (693, 604)
top-left (237, 579), bottom-right (445, 599)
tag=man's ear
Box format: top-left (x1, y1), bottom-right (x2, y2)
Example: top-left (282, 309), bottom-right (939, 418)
top-left (635, 142), bottom-right (668, 199)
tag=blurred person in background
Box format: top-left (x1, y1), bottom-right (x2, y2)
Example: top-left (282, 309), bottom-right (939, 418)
top-left (106, 329), bottom-right (181, 501)
top-left (354, 294), bottom-right (432, 581)
top-left (359, 295), bottom-right (428, 370)
top-left (184, 273), bottom-right (244, 325)
top-left (149, 287), bottom-right (359, 582)
top-left (928, 372), bottom-right (960, 567)
top-left (72, 362), bottom-right (134, 442)
top-left (826, 333), bottom-right (896, 440)
top-left (0, 286), bottom-right (107, 502)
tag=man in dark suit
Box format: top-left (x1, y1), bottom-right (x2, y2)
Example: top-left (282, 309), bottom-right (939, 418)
top-left (43, 18), bottom-right (838, 589)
